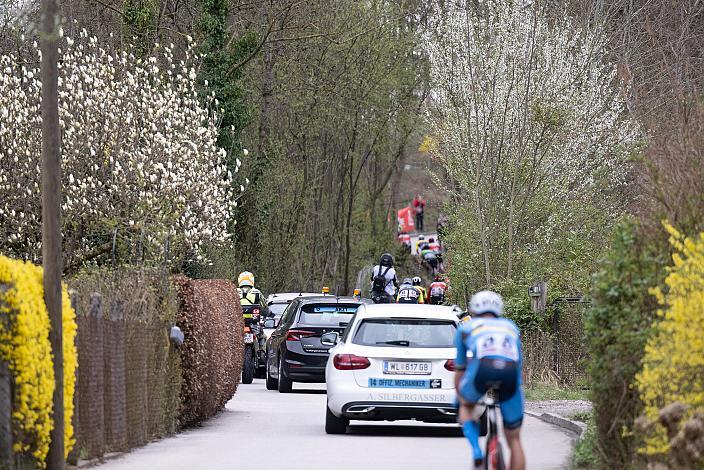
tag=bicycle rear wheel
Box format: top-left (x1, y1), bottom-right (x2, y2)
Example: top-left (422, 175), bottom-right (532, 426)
top-left (484, 434), bottom-right (506, 470)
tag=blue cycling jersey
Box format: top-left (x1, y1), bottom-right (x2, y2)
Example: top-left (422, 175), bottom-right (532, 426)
top-left (455, 316), bottom-right (523, 369)
top-left (455, 316), bottom-right (525, 429)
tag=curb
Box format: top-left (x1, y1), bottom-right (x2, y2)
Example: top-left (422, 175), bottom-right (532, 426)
top-left (72, 451), bottom-right (126, 469)
top-left (525, 410), bottom-right (587, 437)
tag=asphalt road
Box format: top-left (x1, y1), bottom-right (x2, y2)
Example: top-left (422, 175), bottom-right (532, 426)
top-left (96, 381), bottom-right (574, 470)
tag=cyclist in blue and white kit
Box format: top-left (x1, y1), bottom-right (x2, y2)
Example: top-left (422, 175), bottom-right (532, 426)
top-left (454, 290), bottom-right (526, 470)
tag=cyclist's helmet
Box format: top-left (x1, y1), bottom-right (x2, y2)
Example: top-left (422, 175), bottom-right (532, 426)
top-left (469, 290), bottom-right (504, 316)
top-left (237, 271), bottom-right (255, 288)
top-left (401, 277), bottom-right (413, 286)
top-left (412, 276), bottom-right (422, 286)
top-left (418, 235), bottom-right (425, 241)
top-left (379, 253), bottom-right (394, 267)
top-left (428, 238), bottom-right (435, 243)
top-left (434, 274), bottom-right (442, 282)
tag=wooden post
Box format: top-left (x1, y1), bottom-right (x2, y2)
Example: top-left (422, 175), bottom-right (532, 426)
top-left (0, 284), bottom-right (11, 466)
top-left (0, 358), bottom-right (11, 466)
top-left (40, 0), bottom-right (65, 466)
top-left (66, 293), bottom-right (78, 465)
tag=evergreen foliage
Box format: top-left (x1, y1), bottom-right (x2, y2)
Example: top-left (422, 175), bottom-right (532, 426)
top-left (585, 221), bottom-right (665, 468)
top-left (197, 0), bottom-right (257, 159)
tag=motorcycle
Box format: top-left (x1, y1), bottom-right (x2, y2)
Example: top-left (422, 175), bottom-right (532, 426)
top-left (241, 305), bottom-right (267, 384)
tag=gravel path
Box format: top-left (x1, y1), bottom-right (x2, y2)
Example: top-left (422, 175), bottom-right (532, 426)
top-left (526, 400), bottom-right (592, 419)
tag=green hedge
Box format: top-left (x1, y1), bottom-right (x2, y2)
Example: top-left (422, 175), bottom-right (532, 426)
top-left (585, 221), bottom-right (665, 468)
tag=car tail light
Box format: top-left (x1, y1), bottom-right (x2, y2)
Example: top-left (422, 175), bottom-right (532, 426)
top-left (244, 326), bottom-right (251, 333)
top-left (333, 354), bottom-right (370, 370)
top-left (286, 329), bottom-right (316, 341)
top-left (444, 359), bottom-right (456, 371)
top-left (252, 308), bottom-right (260, 315)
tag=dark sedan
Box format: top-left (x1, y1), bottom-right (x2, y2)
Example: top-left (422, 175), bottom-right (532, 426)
top-left (264, 296), bottom-right (371, 393)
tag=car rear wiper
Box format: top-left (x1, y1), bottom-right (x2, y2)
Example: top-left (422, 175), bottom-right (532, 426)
top-left (376, 340), bottom-right (410, 346)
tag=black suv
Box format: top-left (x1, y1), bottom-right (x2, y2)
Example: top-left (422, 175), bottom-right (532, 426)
top-left (264, 296), bottom-right (371, 392)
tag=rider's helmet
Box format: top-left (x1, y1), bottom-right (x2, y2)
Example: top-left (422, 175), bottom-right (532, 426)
top-left (412, 276), bottom-right (422, 286)
top-left (418, 235), bottom-right (425, 241)
top-left (428, 238), bottom-right (435, 243)
top-left (379, 252), bottom-right (394, 267)
top-left (434, 274), bottom-right (443, 282)
top-left (469, 290), bottom-right (504, 317)
top-left (401, 277), bottom-right (413, 286)
top-left (237, 271), bottom-right (255, 288)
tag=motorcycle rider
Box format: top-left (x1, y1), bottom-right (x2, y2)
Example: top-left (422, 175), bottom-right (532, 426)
top-left (237, 271), bottom-right (267, 382)
top-left (396, 278), bottom-right (422, 304)
top-left (237, 271), bottom-right (264, 307)
top-left (370, 253), bottom-right (398, 303)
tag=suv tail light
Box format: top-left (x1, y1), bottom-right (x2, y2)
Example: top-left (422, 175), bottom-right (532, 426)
top-left (444, 359), bottom-right (456, 371)
top-left (252, 308), bottom-right (260, 315)
top-left (333, 354), bottom-right (370, 370)
top-left (286, 329), bottom-right (316, 342)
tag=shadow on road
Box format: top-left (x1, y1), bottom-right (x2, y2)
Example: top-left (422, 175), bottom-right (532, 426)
top-left (291, 388), bottom-right (327, 395)
top-left (347, 424), bottom-right (463, 438)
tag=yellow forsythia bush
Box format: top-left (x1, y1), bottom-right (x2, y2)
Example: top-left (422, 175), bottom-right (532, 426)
top-left (0, 256), bottom-right (77, 466)
top-left (636, 224), bottom-right (704, 457)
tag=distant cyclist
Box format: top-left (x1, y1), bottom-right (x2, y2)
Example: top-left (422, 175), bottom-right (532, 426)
top-left (428, 276), bottom-right (448, 305)
top-left (415, 235), bottom-right (426, 254)
top-left (427, 237), bottom-right (441, 252)
top-left (454, 291), bottom-right (525, 470)
top-left (412, 276), bottom-right (427, 302)
top-left (396, 278), bottom-right (422, 304)
top-left (370, 253), bottom-right (398, 304)
top-left (420, 248), bottom-right (439, 276)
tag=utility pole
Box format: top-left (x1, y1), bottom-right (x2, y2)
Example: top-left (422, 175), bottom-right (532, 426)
top-left (40, 0), bottom-right (64, 467)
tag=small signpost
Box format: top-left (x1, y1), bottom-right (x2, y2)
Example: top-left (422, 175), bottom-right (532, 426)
top-left (529, 282), bottom-right (547, 314)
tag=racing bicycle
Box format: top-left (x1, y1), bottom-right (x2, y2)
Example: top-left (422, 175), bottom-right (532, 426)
top-left (478, 386), bottom-right (506, 470)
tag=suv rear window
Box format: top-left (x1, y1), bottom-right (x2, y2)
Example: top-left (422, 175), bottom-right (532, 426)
top-left (353, 319), bottom-right (456, 348)
top-left (299, 304), bottom-right (359, 326)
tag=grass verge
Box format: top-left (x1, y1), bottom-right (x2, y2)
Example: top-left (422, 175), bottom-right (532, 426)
top-left (571, 410), bottom-right (598, 469)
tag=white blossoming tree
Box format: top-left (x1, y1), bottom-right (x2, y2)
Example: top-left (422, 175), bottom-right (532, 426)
top-left (425, 0), bottom-right (640, 294)
top-left (0, 30), bottom-right (246, 269)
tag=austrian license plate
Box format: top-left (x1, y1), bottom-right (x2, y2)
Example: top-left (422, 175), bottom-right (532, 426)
top-left (368, 378), bottom-right (442, 389)
top-left (244, 333), bottom-right (254, 343)
top-left (243, 313), bottom-right (253, 319)
top-left (383, 361), bottom-right (431, 375)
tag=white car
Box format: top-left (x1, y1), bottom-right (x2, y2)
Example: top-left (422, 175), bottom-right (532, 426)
top-left (323, 303), bottom-right (460, 434)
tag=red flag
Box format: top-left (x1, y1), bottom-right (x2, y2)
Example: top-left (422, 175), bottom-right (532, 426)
top-left (397, 206), bottom-right (415, 233)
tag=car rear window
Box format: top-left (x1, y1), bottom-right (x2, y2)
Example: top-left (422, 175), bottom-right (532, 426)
top-left (352, 319), bottom-right (456, 348)
top-left (298, 304), bottom-right (359, 326)
top-left (268, 303), bottom-right (288, 318)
